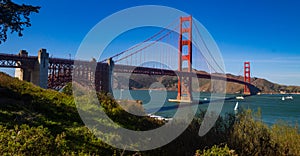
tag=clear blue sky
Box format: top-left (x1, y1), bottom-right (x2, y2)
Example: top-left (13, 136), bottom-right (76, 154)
top-left (0, 0), bottom-right (299, 86)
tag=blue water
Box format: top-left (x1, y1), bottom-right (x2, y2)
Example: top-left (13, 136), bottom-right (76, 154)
top-left (113, 90), bottom-right (300, 126)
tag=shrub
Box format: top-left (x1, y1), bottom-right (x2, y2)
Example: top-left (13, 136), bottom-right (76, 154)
top-left (192, 109), bottom-right (300, 156)
top-left (61, 82), bottom-right (73, 96)
top-left (271, 121), bottom-right (300, 155)
top-left (228, 109), bottom-right (279, 155)
top-left (195, 145), bottom-right (236, 156)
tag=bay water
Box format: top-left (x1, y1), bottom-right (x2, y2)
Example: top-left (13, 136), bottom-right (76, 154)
top-left (113, 90), bottom-right (300, 126)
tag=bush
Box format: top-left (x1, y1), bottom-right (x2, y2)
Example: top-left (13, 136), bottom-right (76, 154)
top-left (271, 122), bottom-right (300, 155)
top-left (228, 109), bottom-right (300, 156)
top-left (228, 109), bottom-right (279, 155)
top-left (195, 145), bottom-right (236, 156)
top-left (61, 82), bottom-right (73, 96)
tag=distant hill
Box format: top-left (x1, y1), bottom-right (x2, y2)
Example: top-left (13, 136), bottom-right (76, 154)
top-left (226, 73), bottom-right (300, 94)
top-left (113, 71), bottom-right (300, 94)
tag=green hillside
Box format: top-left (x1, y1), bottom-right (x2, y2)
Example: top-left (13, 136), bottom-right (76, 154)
top-left (0, 72), bottom-right (113, 155)
top-left (0, 72), bottom-right (165, 155)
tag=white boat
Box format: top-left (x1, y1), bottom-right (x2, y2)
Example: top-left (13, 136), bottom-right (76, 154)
top-left (236, 96), bottom-right (244, 100)
top-left (286, 96), bottom-right (293, 100)
top-left (234, 102), bottom-right (239, 111)
top-left (282, 96), bottom-right (293, 101)
top-left (148, 114), bottom-right (172, 121)
top-left (203, 98), bottom-right (208, 101)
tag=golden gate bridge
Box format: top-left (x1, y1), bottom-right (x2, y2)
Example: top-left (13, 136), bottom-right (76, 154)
top-left (0, 16), bottom-right (260, 102)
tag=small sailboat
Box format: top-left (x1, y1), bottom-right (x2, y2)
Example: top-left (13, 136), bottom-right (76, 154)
top-left (119, 89), bottom-right (124, 99)
top-left (234, 102), bottom-right (239, 111)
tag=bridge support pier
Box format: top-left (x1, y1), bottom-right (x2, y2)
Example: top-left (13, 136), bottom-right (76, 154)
top-left (95, 58), bottom-right (114, 94)
top-left (107, 58), bottom-right (114, 94)
top-left (15, 49), bottom-right (49, 89)
top-left (15, 50), bottom-right (31, 82)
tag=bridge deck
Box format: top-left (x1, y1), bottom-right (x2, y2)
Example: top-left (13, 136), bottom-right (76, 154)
top-left (0, 53), bottom-right (260, 94)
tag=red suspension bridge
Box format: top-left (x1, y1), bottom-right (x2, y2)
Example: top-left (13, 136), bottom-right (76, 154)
top-left (0, 16), bottom-right (260, 102)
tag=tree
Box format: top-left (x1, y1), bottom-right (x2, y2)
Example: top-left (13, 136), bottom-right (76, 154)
top-left (0, 0), bottom-right (40, 44)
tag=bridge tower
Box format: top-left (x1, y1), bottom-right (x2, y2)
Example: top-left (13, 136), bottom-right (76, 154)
top-left (177, 16), bottom-right (193, 102)
top-left (244, 62), bottom-right (251, 94)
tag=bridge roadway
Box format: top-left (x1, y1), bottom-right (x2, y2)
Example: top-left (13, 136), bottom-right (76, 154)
top-left (0, 53), bottom-right (260, 94)
top-left (0, 53), bottom-right (36, 68)
top-left (113, 64), bottom-right (260, 95)
top-left (47, 58), bottom-right (259, 92)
